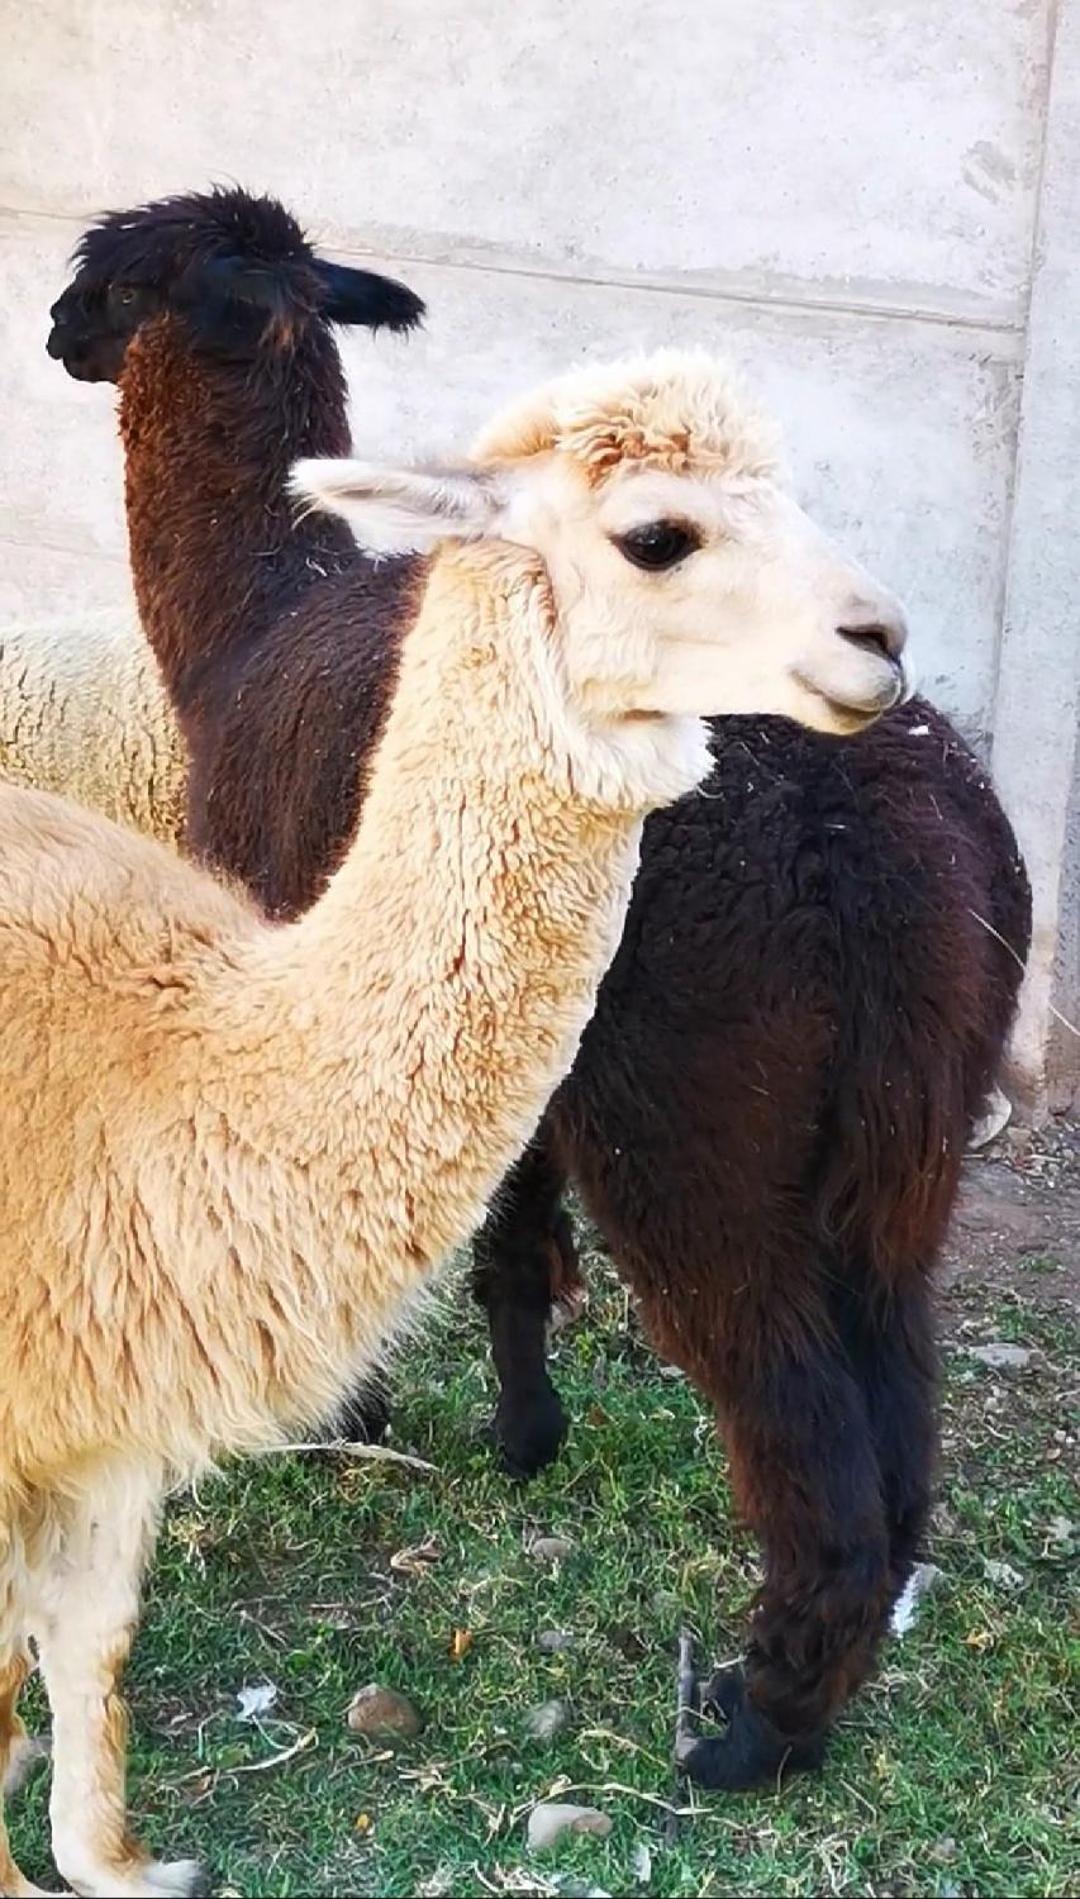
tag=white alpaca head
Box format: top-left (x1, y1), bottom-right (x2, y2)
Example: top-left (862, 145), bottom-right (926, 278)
top-left (292, 349), bottom-right (911, 738)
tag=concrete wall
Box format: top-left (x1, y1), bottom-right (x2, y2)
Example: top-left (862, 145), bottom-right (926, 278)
top-left (1, 0), bottom-right (1076, 1107)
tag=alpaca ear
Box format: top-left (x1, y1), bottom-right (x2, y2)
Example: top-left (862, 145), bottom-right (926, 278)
top-left (291, 459), bottom-right (503, 556)
top-left (315, 261), bottom-right (426, 334)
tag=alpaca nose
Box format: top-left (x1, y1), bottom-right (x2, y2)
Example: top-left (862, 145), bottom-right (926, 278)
top-left (836, 603), bottom-right (908, 663)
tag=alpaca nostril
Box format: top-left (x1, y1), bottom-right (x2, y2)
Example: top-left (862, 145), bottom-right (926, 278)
top-left (837, 619), bottom-right (905, 664)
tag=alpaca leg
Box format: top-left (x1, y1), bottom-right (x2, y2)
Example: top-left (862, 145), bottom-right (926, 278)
top-left (35, 1468), bottom-right (200, 1899)
top-left (845, 1275), bottom-right (938, 1601)
top-left (0, 1509), bottom-right (45, 1899)
top-left (643, 1292), bottom-right (892, 1790)
top-left (0, 1653), bottom-right (43, 1899)
top-left (332, 1373), bottom-right (393, 1450)
top-left (473, 1130), bottom-right (578, 1479)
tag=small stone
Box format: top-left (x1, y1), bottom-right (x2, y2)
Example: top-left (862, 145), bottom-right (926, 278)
top-left (930, 1838), bottom-right (958, 1864)
top-left (346, 1684), bottom-right (423, 1742)
top-left (983, 1558), bottom-right (1024, 1590)
top-left (537, 1628), bottom-right (575, 1653)
top-left (529, 1535), bottom-right (574, 1564)
top-left (1047, 1515), bottom-right (1075, 1544)
top-left (527, 1802), bottom-right (613, 1851)
top-left (965, 1343), bottom-right (1033, 1371)
top-left (524, 1697), bottom-right (572, 1741)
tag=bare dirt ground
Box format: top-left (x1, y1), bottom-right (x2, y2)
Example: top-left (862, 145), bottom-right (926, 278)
top-left (940, 1116), bottom-right (1080, 1320)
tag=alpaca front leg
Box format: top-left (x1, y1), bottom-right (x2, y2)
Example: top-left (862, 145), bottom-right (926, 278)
top-left (473, 1133), bottom-right (577, 1479)
top-left (0, 1506), bottom-right (46, 1899)
top-left (35, 1471), bottom-right (199, 1899)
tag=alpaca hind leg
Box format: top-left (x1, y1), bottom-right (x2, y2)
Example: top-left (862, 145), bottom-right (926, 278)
top-left (844, 1274), bottom-right (938, 1604)
top-left (473, 1129), bottom-right (578, 1478)
top-left (35, 1467), bottom-right (200, 1899)
top-left (699, 1335), bottom-right (891, 1787)
top-left (639, 1282), bottom-right (891, 1789)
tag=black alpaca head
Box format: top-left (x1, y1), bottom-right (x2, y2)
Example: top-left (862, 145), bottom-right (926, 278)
top-left (46, 185), bottom-right (425, 383)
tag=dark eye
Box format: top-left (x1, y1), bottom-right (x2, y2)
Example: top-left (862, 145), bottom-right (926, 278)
top-left (117, 287), bottom-right (137, 305)
top-left (612, 520), bottom-right (702, 572)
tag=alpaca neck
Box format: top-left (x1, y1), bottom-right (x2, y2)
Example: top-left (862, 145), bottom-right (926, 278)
top-left (119, 317), bottom-right (359, 704)
top-left (230, 543), bottom-right (656, 1303)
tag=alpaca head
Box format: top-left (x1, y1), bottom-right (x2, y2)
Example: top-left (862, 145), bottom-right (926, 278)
top-left (294, 352), bottom-right (910, 739)
top-left (46, 187), bottom-right (425, 384)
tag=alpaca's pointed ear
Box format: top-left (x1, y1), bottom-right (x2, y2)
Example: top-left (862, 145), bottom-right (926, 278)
top-left (315, 261), bottom-right (425, 334)
top-left (291, 459), bottom-right (503, 556)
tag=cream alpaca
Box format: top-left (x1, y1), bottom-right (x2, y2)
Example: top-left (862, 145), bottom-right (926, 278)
top-left (0, 351), bottom-right (906, 1898)
top-left (0, 609), bottom-right (185, 842)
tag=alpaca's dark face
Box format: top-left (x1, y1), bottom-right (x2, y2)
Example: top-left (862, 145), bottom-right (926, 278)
top-left (46, 185), bottom-right (425, 386)
top-left (47, 279), bottom-right (162, 383)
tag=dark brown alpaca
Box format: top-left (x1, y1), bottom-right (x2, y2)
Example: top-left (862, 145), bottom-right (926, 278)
top-left (48, 187), bottom-right (1030, 1791)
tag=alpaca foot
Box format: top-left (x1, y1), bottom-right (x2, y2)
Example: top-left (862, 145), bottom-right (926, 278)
top-left (674, 1640), bottom-right (827, 1791)
top-left (55, 1856), bottom-right (204, 1898)
top-left (489, 1382), bottom-right (568, 1480)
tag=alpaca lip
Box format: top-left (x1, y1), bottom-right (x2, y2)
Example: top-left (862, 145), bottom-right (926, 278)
top-left (798, 655), bottom-right (906, 731)
top-left (45, 327), bottom-right (88, 378)
top-left (818, 675), bottom-right (905, 731)
top-left (46, 330), bottom-right (120, 384)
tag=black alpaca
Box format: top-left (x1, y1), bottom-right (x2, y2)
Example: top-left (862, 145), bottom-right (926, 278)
top-left (48, 187), bottom-right (1031, 1789)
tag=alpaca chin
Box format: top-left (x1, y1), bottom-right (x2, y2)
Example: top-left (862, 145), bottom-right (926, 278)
top-left (564, 712), bottom-right (713, 813)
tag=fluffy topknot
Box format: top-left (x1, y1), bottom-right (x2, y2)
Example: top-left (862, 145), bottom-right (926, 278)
top-left (471, 349), bottom-right (783, 485)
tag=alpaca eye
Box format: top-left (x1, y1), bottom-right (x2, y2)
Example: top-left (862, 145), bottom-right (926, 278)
top-left (613, 520), bottom-right (701, 572)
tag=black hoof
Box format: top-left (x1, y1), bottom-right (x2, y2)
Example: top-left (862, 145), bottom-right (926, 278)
top-left (675, 1649), bottom-right (827, 1791)
top-left (490, 1384), bottom-right (569, 1480)
top-left (700, 1661), bottom-right (748, 1723)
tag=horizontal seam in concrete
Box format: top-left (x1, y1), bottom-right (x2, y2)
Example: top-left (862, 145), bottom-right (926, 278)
top-left (0, 534), bottom-right (127, 563)
top-left (332, 240), bottom-right (1026, 337)
top-left (0, 201), bottom-right (1024, 340)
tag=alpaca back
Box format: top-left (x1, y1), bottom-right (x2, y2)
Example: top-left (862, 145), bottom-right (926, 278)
top-left (0, 610), bottom-right (186, 843)
top-left (553, 696), bottom-right (1029, 1290)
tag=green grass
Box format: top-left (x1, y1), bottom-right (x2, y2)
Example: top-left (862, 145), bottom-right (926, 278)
top-left (10, 1237), bottom-right (1080, 1897)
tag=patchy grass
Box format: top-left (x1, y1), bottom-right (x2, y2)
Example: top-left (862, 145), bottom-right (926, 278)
top-left (11, 1231), bottom-right (1079, 1898)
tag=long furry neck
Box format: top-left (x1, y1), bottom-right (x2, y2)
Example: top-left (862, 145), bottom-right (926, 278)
top-left (213, 543), bottom-right (651, 1327)
top-left (119, 316), bottom-right (360, 704)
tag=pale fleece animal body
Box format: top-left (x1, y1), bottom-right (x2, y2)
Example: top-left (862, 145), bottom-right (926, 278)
top-left (0, 609), bottom-right (184, 842)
